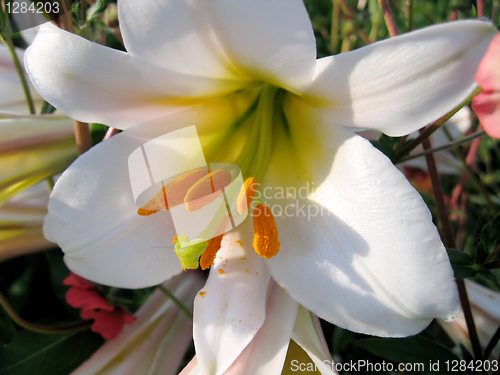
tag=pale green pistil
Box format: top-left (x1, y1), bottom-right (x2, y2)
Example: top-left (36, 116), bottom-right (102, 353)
top-left (234, 85), bottom-right (285, 181)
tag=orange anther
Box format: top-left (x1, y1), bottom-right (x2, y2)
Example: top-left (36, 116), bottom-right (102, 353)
top-left (199, 215), bottom-right (230, 270)
top-left (200, 235), bottom-right (224, 270)
top-left (252, 204), bottom-right (280, 259)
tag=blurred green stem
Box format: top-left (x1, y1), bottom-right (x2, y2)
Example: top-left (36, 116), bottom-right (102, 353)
top-left (407, 0), bottom-right (413, 31)
top-left (378, 0), bottom-right (398, 36)
top-left (442, 127), bottom-right (499, 215)
top-left (0, 18), bottom-right (36, 114)
top-left (158, 285), bottom-right (193, 320)
top-left (493, 3), bottom-right (499, 24)
top-left (483, 259), bottom-right (500, 270)
top-left (57, 4), bottom-right (92, 155)
top-left (336, 0), bottom-right (372, 44)
top-left (420, 133), bottom-right (484, 361)
top-left (81, 0), bottom-right (87, 21)
top-left (393, 87), bottom-right (482, 163)
top-left (484, 325), bottom-right (500, 359)
top-left (396, 130), bottom-right (486, 163)
top-left (331, 0), bottom-right (340, 54)
top-left (0, 292), bottom-right (92, 334)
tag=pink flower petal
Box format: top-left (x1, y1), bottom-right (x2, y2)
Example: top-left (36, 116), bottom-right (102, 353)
top-left (62, 272), bottom-right (94, 289)
top-left (473, 92), bottom-right (500, 139)
top-left (475, 33), bottom-right (500, 93)
top-left (66, 287), bottom-right (114, 311)
top-left (90, 308), bottom-right (135, 340)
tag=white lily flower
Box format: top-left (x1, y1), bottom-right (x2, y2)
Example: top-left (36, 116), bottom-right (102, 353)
top-left (440, 280), bottom-right (500, 359)
top-left (72, 272), bottom-right (204, 375)
top-left (24, 1), bottom-right (498, 373)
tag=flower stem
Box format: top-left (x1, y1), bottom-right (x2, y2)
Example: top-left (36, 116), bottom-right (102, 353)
top-left (46, 176), bottom-right (55, 191)
top-left (378, 0), bottom-right (398, 37)
top-left (393, 88), bottom-right (481, 163)
top-left (407, 0), bottom-right (413, 31)
top-left (420, 134), bottom-right (483, 361)
top-left (484, 325), bottom-right (500, 359)
top-left (57, 5), bottom-right (93, 155)
top-left (477, 0), bottom-right (484, 18)
top-left (1, 31), bottom-right (36, 114)
top-left (485, 244), bottom-right (500, 264)
top-left (441, 127), bottom-right (499, 215)
top-left (330, 0), bottom-right (340, 54)
top-left (483, 259), bottom-right (500, 270)
top-left (336, 0), bottom-right (372, 44)
top-left (73, 121), bottom-right (91, 155)
top-left (0, 292), bottom-right (92, 334)
top-left (81, 0), bottom-right (87, 21)
top-left (158, 285), bottom-right (193, 320)
top-left (396, 130), bottom-right (486, 163)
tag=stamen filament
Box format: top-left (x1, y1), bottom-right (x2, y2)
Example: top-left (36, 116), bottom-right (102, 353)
top-left (237, 177), bottom-right (258, 215)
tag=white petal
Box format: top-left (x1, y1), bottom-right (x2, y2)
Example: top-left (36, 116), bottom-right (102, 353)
top-left (25, 24), bottom-right (241, 129)
top-left (264, 102), bottom-right (459, 337)
top-left (73, 273), bottom-right (203, 375)
top-left (305, 20), bottom-right (496, 136)
top-left (44, 131), bottom-right (183, 288)
top-left (193, 220), bottom-right (271, 375)
top-left (119, 0), bottom-right (316, 92)
top-left (203, 0), bottom-right (316, 92)
top-left (292, 307), bottom-right (336, 375)
top-left (118, 0), bottom-right (235, 80)
top-left (225, 282), bottom-right (299, 375)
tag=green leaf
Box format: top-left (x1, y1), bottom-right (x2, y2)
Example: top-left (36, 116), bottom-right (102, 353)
top-left (447, 248), bottom-right (473, 265)
top-left (476, 214), bottom-right (500, 264)
top-left (370, 140), bottom-right (396, 160)
top-left (331, 327), bottom-right (355, 355)
top-left (0, 330), bottom-right (102, 375)
top-left (446, 248), bottom-right (477, 279)
top-left (478, 270), bottom-right (500, 289)
top-left (361, 336), bottom-right (464, 375)
top-left (87, 0), bottom-right (110, 21)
